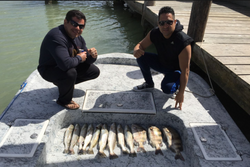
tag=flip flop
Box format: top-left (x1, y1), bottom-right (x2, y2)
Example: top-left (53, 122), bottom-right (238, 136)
top-left (56, 100), bottom-right (80, 110)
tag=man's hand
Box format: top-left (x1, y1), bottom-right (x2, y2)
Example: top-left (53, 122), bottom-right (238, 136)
top-left (87, 48), bottom-right (98, 59)
top-left (133, 48), bottom-right (144, 58)
top-left (175, 92), bottom-right (184, 110)
top-left (78, 51), bottom-right (87, 62)
top-left (133, 30), bottom-right (152, 59)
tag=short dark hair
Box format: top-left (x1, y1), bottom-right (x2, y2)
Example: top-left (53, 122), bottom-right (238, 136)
top-left (158, 6), bottom-right (175, 20)
top-left (65, 10), bottom-right (86, 23)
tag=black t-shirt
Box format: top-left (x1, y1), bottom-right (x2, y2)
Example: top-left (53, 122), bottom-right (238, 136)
top-left (150, 21), bottom-right (194, 70)
top-left (38, 25), bottom-right (96, 76)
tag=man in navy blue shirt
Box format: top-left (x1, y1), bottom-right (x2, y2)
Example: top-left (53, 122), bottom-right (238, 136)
top-left (133, 6), bottom-right (194, 110)
top-left (38, 10), bottom-right (100, 110)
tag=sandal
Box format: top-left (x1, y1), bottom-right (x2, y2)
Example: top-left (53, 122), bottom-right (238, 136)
top-left (56, 100), bottom-right (80, 110)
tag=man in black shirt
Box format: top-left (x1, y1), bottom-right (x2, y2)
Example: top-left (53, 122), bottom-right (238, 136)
top-left (38, 10), bottom-right (100, 110)
top-left (133, 6), bottom-right (194, 110)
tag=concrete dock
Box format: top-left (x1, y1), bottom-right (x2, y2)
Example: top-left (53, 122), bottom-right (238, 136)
top-left (0, 53), bottom-right (249, 166)
top-left (124, 0), bottom-right (250, 115)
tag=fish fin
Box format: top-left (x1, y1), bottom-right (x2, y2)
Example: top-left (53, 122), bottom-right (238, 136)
top-left (155, 148), bottom-right (163, 156)
top-left (129, 152), bottom-right (137, 157)
top-left (87, 148), bottom-right (94, 154)
top-left (109, 153), bottom-right (118, 160)
top-left (98, 151), bottom-right (107, 158)
top-left (175, 152), bottom-right (185, 161)
top-left (137, 146), bottom-right (146, 153)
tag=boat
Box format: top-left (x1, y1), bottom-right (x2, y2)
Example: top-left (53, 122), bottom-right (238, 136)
top-left (0, 53), bottom-right (249, 166)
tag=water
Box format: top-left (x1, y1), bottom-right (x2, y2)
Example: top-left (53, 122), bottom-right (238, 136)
top-left (0, 1), bottom-right (155, 114)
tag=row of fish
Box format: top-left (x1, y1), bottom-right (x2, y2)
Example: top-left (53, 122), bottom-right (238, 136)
top-left (63, 123), bottom-right (184, 161)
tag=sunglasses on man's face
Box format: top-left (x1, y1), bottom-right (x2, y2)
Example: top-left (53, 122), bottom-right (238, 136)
top-left (70, 20), bottom-right (85, 29)
top-left (158, 20), bottom-right (174, 26)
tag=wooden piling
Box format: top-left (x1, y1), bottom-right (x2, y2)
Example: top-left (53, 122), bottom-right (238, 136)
top-left (187, 1), bottom-right (212, 42)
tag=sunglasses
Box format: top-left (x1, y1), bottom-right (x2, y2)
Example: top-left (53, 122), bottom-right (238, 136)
top-left (158, 20), bottom-right (174, 26)
top-left (70, 20), bottom-right (85, 29)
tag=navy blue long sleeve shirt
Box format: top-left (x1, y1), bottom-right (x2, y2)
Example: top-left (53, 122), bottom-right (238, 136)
top-left (38, 25), bottom-right (96, 76)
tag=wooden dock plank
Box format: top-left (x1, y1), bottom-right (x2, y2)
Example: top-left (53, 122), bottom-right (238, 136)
top-left (216, 57), bottom-right (250, 65)
top-left (226, 65), bottom-right (250, 75)
top-left (203, 34), bottom-right (250, 44)
top-left (240, 75), bottom-right (250, 84)
top-left (197, 43), bottom-right (250, 56)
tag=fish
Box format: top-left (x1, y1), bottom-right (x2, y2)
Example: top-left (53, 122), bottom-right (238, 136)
top-left (63, 124), bottom-right (74, 154)
top-left (162, 126), bottom-right (185, 161)
top-left (98, 124), bottom-right (109, 158)
top-left (117, 124), bottom-right (129, 155)
top-left (124, 125), bottom-right (137, 157)
top-left (108, 123), bottom-right (118, 159)
top-left (81, 124), bottom-right (94, 155)
top-left (131, 124), bottom-right (147, 153)
top-left (69, 124), bottom-right (80, 154)
top-left (148, 126), bottom-right (163, 155)
top-left (87, 124), bottom-right (102, 154)
top-left (78, 124), bottom-right (88, 154)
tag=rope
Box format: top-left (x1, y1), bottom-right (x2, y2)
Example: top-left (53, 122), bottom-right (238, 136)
top-left (0, 81), bottom-right (27, 120)
top-left (185, 42), bottom-right (215, 98)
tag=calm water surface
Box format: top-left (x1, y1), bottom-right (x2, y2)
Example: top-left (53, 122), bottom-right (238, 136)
top-left (0, 1), bottom-right (155, 114)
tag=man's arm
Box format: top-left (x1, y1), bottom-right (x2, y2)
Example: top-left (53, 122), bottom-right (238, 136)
top-left (133, 31), bottom-right (152, 58)
top-left (175, 44), bottom-right (192, 110)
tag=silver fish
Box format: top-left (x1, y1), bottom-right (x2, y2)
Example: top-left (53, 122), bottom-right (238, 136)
top-left (69, 124), bottom-right (80, 154)
top-left (162, 126), bottom-right (185, 161)
top-left (81, 124), bottom-right (94, 155)
top-left (131, 124), bottom-right (147, 153)
top-left (78, 124), bottom-right (87, 154)
top-left (148, 126), bottom-right (163, 155)
top-left (98, 124), bottom-right (109, 157)
top-left (117, 124), bottom-right (129, 155)
top-left (88, 124), bottom-right (102, 154)
top-left (108, 123), bottom-right (118, 159)
top-left (63, 124), bottom-right (74, 154)
top-left (124, 125), bottom-right (137, 157)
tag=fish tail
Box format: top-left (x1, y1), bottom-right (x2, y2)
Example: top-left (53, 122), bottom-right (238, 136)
top-left (122, 147), bottom-right (129, 155)
top-left (122, 149), bottom-right (129, 155)
top-left (69, 149), bottom-right (75, 155)
top-left (175, 152), bottom-right (185, 161)
top-left (109, 153), bottom-right (118, 160)
top-left (78, 149), bottom-right (83, 155)
top-left (129, 151), bottom-right (137, 157)
top-left (98, 151), bottom-right (107, 158)
top-left (137, 146), bottom-right (146, 153)
top-left (82, 149), bottom-right (87, 155)
top-left (87, 148), bottom-right (94, 154)
top-left (155, 148), bottom-right (163, 156)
